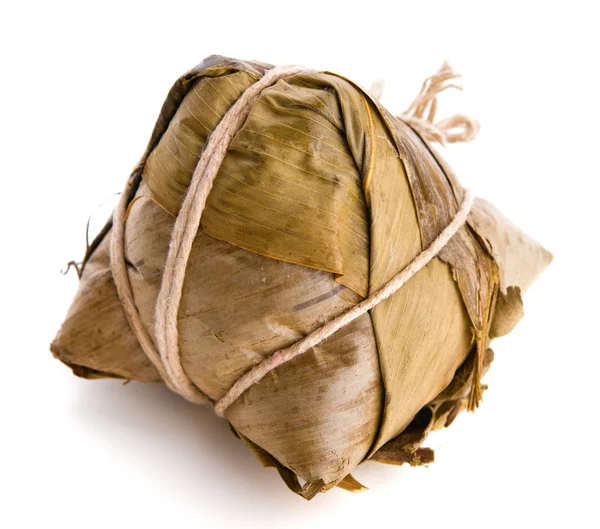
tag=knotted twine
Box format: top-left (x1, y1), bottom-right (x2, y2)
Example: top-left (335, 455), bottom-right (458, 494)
top-left (110, 62), bottom-right (478, 416)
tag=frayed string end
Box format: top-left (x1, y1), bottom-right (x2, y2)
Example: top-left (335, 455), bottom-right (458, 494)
top-left (399, 62), bottom-right (480, 146)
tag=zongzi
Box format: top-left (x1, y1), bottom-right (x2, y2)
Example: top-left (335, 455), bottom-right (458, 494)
top-left (51, 55), bottom-right (551, 499)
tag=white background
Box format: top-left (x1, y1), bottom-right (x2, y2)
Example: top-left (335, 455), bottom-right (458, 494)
top-left (1, 1), bottom-right (598, 528)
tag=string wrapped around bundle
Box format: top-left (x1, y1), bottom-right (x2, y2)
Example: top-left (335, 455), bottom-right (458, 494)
top-left (51, 56), bottom-right (552, 499)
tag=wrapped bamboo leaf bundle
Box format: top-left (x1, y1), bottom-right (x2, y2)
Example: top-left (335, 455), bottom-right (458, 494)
top-left (52, 55), bottom-right (551, 499)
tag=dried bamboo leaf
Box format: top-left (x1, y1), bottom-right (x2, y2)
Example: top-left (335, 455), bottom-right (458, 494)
top-left (336, 474), bottom-right (368, 493)
top-left (122, 182), bottom-right (381, 489)
top-left (468, 198), bottom-right (553, 294)
top-left (432, 348), bottom-right (495, 404)
top-left (143, 70), bottom-right (370, 297)
top-left (490, 287), bottom-right (524, 338)
top-left (51, 235), bottom-right (160, 384)
top-left (234, 430), bottom-right (304, 496)
top-left (370, 407), bottom-right (434, 466)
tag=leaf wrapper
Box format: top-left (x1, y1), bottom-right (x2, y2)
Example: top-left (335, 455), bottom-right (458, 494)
top-left (52, 55), bottom-right (551, 497)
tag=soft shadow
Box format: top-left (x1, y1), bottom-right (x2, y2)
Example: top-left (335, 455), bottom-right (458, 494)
top-left (70, 378), bottom-right (348, 521)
